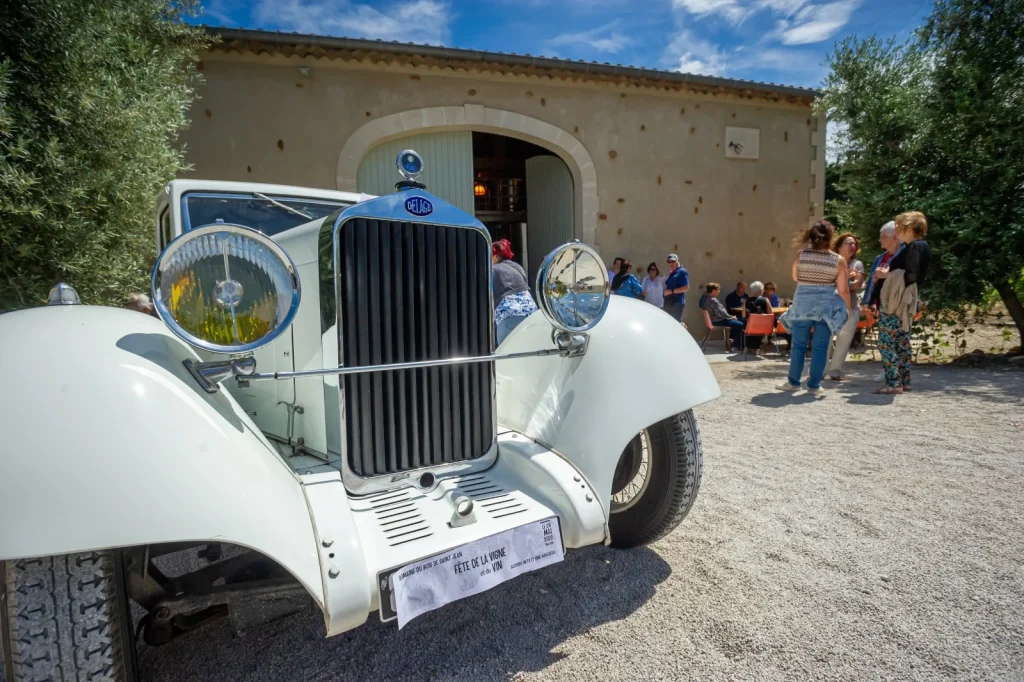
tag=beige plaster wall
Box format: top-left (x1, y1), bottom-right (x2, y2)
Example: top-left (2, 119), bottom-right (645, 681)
top-left (181, 52), bottom-right (824, 331)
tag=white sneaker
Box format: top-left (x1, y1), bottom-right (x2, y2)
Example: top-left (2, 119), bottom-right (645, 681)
top-left (805, 386), bottom-right (825, 397)
top-left (775, 381), bottom-right (800, 392)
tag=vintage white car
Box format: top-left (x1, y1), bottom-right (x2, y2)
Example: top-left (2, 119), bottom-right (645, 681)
top-left (0, 150), bottom-right (719, 681)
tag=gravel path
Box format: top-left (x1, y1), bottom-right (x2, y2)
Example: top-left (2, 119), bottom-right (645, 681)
top-left (12, 361), bottom-right (1024, 681)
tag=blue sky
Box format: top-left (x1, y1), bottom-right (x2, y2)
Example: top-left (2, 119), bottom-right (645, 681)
top-left (195, 0), bottom-right (933, 90)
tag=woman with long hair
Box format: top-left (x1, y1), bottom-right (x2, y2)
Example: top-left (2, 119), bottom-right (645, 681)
top-left (611, 259), bottom-right (643, 298)
top-left (777, 220), bottom-right (852, 396)
top-left (825, 232), bottom-right (865, 380)
top-left (869, 211), bottom-right (931, 394)
top-left (491, 239), bottom-right (537, 346)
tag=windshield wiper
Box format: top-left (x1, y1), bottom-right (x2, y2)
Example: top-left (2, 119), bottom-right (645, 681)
top-left (252, 192), bottom-right (313, 220)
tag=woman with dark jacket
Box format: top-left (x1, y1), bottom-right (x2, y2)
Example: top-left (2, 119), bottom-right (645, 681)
top-left (492, 239), bottom-right (538, 346)
top-left (611, 259), bottom-right (643, 298)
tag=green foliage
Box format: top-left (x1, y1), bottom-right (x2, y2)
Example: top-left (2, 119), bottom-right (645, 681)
top-left (0, 0), bottom-right (208, 310)
top-left (818, 0), bottom-right (1024, 340)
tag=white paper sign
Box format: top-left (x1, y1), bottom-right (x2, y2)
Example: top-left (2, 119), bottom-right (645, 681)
top-left (391, 517), bottom-right (564, 628)
top-left (725, 126), bottom-right (760, 159)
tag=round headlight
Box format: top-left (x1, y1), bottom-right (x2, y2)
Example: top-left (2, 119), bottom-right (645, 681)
top-left (152, 223), bottom-right (300, 354)
top-left (535, 242), bottom-right (610, 333)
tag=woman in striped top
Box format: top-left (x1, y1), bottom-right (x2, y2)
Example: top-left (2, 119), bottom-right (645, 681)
top-left (777, 220), bottom-right (852, 396)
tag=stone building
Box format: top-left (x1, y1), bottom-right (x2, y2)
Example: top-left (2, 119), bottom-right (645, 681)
top-left (182, 27), bottom-right (824, 330)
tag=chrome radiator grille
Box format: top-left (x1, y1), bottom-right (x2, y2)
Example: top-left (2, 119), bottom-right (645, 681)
top-left (337, 218), bottom-right (494, 477)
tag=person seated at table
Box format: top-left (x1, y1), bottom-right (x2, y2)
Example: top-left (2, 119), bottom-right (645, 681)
top-left (764, 281), bottom-right (781, 308)
top-left (743, 281), bottom-right (773, 352)
top-left (724, 281), bottom-right (748, 315)
top-left (701, 283), bottom-right (745, 351)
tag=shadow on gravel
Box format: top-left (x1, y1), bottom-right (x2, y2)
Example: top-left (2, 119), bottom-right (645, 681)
top-left (727, 360), bottom-right (1024, 406)
top-left (749, 392), bottom-right (820, 408)
top-left (725, 354), bottom-right (770, 363)
top-left (817, 365), bottom-right (1024, 405)
top-left (138, 544), bottom-right (670, 682)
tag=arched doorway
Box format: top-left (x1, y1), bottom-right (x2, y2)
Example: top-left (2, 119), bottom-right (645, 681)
top-left (336, 105), bottom-right (600, 279)
top-left (354, 130), bottom-right (574, 283)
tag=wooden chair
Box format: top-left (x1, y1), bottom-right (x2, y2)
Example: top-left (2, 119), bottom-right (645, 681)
top-left (743, 314), bottom-right (776, 357)
top-left (700, 309), bottom-right (730, 351)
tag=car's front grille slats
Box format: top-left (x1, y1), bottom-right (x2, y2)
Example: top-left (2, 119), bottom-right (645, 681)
top-left (338, 218), bottom-right (493, 479)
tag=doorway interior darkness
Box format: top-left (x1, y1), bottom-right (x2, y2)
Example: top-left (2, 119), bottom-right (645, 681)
top-left (472, 132), bottom-right (555, 273)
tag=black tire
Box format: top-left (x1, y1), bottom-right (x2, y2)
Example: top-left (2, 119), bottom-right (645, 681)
top-left (608, 410), bottom-right (703, 548)
top-left (1, 551), bottom-right (137, 682)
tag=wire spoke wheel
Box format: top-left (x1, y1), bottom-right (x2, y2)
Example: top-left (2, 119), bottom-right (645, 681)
top-left (610, 430), bottom-right (652, 512)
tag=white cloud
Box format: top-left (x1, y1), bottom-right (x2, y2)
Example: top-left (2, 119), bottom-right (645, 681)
top-left (671, 0), bottom-right (852, 30)
top-left (202, 0), bottom-right (238, 25)
top-left (776, 0), bottom-right (860, 45)
top-left (758, 0), bottom-right (809, 16)
top-left (549, 22), bottom-right (634, 54)
top-left (255, 0), bottom-right (452, 45)
top-left (672, 0), bottom-right (750, 24)
top-left (666, 29), bottom-right (731, 75)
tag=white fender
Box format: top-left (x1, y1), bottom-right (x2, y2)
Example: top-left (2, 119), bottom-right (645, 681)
top-left (495, 296), bottom-right (720, 512)
top-left (0, 306), bottom-right (325, 608)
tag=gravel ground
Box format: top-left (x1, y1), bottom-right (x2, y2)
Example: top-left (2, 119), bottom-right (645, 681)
top-left (8, 361), bottom-right (1023, 681)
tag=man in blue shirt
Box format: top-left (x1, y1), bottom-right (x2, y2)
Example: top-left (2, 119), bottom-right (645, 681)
top-left (662, 253), bottom-right (689, 323)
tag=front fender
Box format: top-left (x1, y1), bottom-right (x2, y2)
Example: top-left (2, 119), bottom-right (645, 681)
top-left (495, 297), bottom-right (720, 512)
top-left (0, 306), bottom-right (324, 607)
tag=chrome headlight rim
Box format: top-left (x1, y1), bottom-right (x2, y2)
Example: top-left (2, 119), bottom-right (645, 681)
top-left (151, 222), bottom-right (301, 354)
top-left (534, 241), bottom-right (611, 334)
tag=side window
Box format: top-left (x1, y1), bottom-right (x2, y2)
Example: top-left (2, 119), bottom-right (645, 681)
top-left (159, 208), bottom-right (172, 251)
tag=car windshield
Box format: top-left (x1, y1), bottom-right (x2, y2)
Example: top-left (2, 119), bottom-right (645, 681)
top-left (183, 193), bottom-right (349, 236)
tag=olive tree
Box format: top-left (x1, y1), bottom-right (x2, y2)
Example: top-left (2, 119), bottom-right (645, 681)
top-left (819, 0), bottom-right (1024, 343)
top-left (0, 0), bottom-right (207, 310)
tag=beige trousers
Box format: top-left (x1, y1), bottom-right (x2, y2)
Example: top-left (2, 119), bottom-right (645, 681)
top-left (826, 306), bottom-right (859, 377)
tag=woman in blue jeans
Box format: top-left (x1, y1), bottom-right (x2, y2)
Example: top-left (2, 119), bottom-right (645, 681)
top-left (777, 220), bottom-right (852, 396)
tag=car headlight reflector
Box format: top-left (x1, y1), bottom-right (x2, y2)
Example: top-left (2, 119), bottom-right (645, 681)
top-left (535, 242), bottom-right (610, 333)
top-left (152, 223), bottom-right (300, 353)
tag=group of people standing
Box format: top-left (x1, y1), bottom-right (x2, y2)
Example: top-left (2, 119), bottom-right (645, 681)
top-left (607, 254), bottom-right (690, 323)
top-left (776, 212), bottom-right (931, 396)
top-left (490, 242), bottom-right (693, 346)
top-left (491, 214), bottom-right (931, 399)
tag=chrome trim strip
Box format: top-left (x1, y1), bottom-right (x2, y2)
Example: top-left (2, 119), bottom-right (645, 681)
top-left (326, 189), bottom-right (498, 495)
top-left (244, 347), bottom-right (565, 381)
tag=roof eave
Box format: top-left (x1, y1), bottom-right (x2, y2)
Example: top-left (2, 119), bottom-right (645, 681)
top-left (203, 26), bottom-right (821, 102)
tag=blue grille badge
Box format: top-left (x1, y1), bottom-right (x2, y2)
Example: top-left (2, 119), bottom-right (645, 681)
top-left (405, 196), bottom-right (433, 217)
